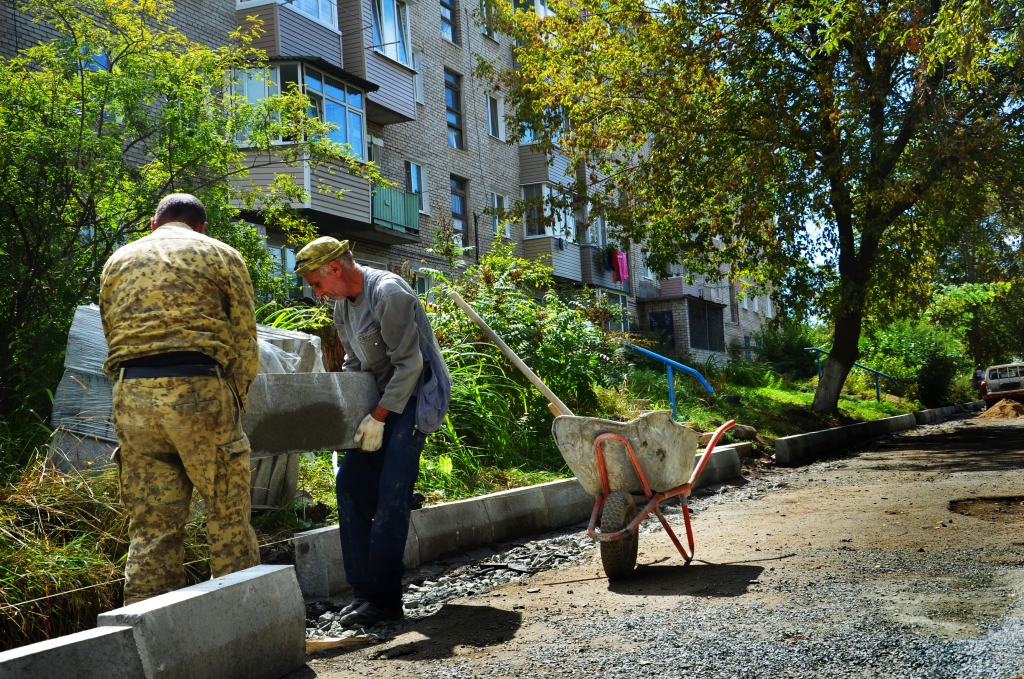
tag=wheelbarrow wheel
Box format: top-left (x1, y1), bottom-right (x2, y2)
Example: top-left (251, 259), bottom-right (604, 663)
top-left (600, 491), bottom-right (638, 579)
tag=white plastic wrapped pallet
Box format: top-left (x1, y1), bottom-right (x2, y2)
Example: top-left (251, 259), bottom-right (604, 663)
top-left (48, 305), bottom-right (325, 508)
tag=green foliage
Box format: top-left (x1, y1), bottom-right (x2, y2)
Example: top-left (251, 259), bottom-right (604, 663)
top-left (482, 0), bottom-right (1024, 413)
top-left (856, 321), bottom-right (968, 408)
top-left (255, 301), bottom-right (333, 330)
top-left (753, 319), bottom-right (820, 378)
top-left (0, 0), bottom-right (386, 427)
top-left (413, 244), bottom-right (621, 496)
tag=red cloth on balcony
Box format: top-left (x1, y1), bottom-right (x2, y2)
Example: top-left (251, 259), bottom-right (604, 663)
top-left (616, 250), bottom-right (629, 281)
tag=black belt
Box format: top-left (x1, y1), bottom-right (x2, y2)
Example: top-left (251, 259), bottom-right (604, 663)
top-left (121, 365), bottom-right (219, 379)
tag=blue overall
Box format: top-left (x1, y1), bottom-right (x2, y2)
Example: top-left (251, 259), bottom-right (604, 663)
top-left (335, 400), bottom-right (425, 609)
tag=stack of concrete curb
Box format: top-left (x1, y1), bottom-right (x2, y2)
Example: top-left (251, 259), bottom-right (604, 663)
top-left (775, 400), bottom-right (985, 467)
top-left (0, 566), bottom-right (306, 679)
top-left (295, 446), bottom-right (745, 599)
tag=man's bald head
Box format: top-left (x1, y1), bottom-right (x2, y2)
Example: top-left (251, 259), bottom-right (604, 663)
top-left (152, 193), bottom-right (208, 232)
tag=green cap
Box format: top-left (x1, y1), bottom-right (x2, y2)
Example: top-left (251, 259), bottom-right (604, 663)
top-left (293, 237), bottom-right (352, 276)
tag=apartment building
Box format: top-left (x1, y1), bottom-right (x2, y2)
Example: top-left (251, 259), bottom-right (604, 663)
top-left (1, 0), bottom-right (769, 362)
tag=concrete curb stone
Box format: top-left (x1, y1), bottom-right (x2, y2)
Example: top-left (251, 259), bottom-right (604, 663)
top-left (775, 413), bottom-right (917, 467)
top-left (915, 405), bottom-right (960, 425)
top-left (97, 565), bottom-right (305, 679)
top-left (775, 401), bottom-right (984, 467)
top-left (0, 626), bottom-right (145, 679)
top-left (692, 447), bottom-right (743, 490)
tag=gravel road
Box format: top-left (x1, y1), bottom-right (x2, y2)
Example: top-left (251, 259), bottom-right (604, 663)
top-left (292, 415), bottom-right (1024, 679)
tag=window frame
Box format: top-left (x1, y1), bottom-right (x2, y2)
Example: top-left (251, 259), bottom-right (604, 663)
top-left (441, 0), bottom-right (457, 43)
top-left (450, 175), bottom-right (468, 239)
top-left (490, 192), bottom-right (509, 238)
top-left (371, 0), bottom-right (412, 65)
top-left (406, 160), bottom-right (430, 214)
top-left (480, 0), bottom-right (497, 39)
top-left (237, 0), bottom-right (340, 33)
top-left (486, 94), bottom-right (505, 140)
top-left (445, 70), bottom-right (465, 149)
top-left (522, 183), bottom-right (572, 238)
top-left (412, 47), bottom-right (424, 104)
top-left (303, 65), bottom-right (366, 161)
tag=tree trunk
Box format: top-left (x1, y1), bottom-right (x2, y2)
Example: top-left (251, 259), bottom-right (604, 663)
top-left (811, 304), bottom-right (864, 413)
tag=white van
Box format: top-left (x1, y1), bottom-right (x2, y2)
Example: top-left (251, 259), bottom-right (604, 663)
top-left (981, 363), bottom-right (1024, 408)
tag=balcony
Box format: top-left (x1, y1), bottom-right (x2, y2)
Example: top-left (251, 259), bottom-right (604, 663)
top-left (236, 149), bottom-right (419, 245)
top-left (372, 186), bottom-right (420, 234)
top-left (524, 236), bottom-right (582, 282)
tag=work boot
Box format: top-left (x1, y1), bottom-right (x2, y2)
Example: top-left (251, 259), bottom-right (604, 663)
top-left (339, 601), bottom-right (404, 627)
top-left (336, 597), bottom-right (368, 619)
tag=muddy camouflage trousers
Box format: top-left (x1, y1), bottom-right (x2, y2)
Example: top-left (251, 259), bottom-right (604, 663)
top-left (112, 374), bottom-right (260, 605)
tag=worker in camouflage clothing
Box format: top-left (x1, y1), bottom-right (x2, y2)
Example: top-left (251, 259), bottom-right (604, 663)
top-left (99, 193), bottom-right (260, 605)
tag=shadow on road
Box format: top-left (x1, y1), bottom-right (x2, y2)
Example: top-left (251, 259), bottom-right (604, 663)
top-left (607, 562), bottom-right (764, 597)
top-left (865, 424), bottom-right (1024, 474)
top-left (302, 604), bottom-right (522, 667)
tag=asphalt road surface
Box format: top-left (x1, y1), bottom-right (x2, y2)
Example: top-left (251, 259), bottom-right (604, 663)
top-left (293, 415), bottom-right (1024, 679)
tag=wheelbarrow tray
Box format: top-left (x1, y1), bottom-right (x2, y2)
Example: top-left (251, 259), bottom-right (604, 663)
top-left (552, 410), bottom-right (698, 497)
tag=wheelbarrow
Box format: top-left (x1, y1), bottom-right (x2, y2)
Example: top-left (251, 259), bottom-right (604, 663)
top-left (447, 290), bottom-right (734, 578)
top-left (553, 411), bottom-right (735, 578)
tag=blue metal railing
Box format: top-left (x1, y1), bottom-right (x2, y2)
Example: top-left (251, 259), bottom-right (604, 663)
top-left (625, 343), bottom-right (714, 420)
top-left (805, 347), bottom-right (899, 402)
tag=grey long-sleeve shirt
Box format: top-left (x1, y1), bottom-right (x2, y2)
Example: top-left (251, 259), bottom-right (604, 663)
top-left (332, 268), bottom-right (424, 414)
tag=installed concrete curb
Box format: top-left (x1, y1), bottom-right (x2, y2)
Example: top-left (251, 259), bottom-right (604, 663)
top-left (295, 478), bottom-right (595, 597)
top-left (0, 625), bottom-right (145, 679)
top-left (775, 401), bottom-right (985, 467)
top-left (915, 405), bottom-right (960, 425)
top-left (294, 453), bottom-right (746, 598)
top-left (294, 526), bottom-right (420, 598)
top-left (775, 413), bottom-right (917, 467)
top-left (97, 565), bottom-right (305, 679)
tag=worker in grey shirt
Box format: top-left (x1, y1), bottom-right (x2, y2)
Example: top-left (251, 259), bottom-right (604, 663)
top-left (295, 237), bottom-right (449, 627)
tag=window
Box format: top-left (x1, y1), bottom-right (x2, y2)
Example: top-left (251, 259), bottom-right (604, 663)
top-left (480, 0), bottom-right (495, 38)
top-left (605, 292), bottom-right (629, 332)
top-left (765, 296), bottom-right (772, 318)
top-left (522, 183), bottom-right (572, 237)
top-left (445, 71), bottom-right (464, 149)
top-left (304, 67), bottom-right (364, 160)
top-left (291, 0), bottom-right (337, 27)
top-left (689, 300), bottom-right (725, 352)
top-left (642, 254), bottom-right (655, 280)
top-left (523, 183), bottom-right (545, 236)
top-left (372, 0), bottom-right (410, 64)
top-left (232, 67), bottom-right (285, 143)
top-left (744, 335), bottom-right (752, 359)
top-left (412, 47), bottom-right (424, 104)
top-left (753, 295), bottom-right (759, 313)
top-left (367, 135), bottom-right (384, 164)
top-left (486, 95), bottom-right (504, 140)
top-left (406, 160), bottom-right (429, 213)
top-left (441, 0), bottom-right (457, 42)
top-left (450, 176), bottom-right (467, 237)
top-left (741, 291), bottom-right (748, 310)
top-left (490, 193), bottom-right (508, 237)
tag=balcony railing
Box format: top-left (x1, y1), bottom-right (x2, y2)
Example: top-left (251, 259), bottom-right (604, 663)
top-left (372, 187), bottom-right (420, 233)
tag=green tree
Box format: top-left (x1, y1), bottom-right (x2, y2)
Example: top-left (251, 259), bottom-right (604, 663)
top-left (0, 0), bottom-right (384, 423)
top-left (482, 0), bottom-right (1024, 412)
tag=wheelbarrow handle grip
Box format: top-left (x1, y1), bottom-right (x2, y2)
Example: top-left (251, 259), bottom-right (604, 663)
top-left (688, 420), bottom-right (735, 488)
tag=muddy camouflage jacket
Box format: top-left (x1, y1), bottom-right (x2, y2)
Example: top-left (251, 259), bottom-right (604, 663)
top-left (99, 223), bottom-right (259, 405)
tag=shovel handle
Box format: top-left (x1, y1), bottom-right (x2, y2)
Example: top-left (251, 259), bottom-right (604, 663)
top-left (449, 289), bottom-right (574, 417)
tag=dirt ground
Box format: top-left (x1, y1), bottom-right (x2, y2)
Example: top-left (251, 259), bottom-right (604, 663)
top-left (291, 416), bottom-right (1024, 678)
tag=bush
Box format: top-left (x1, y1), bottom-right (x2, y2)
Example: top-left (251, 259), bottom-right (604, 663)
top-left (856, 321), bottom-right (968, 408)
top-left (753, 318), bottom-right (819, 378)
top-left (418, 243), bottom-right (621, 495)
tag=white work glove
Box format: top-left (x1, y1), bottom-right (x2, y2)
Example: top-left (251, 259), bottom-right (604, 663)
top-left (353, 414), bottom-right (385, 452)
